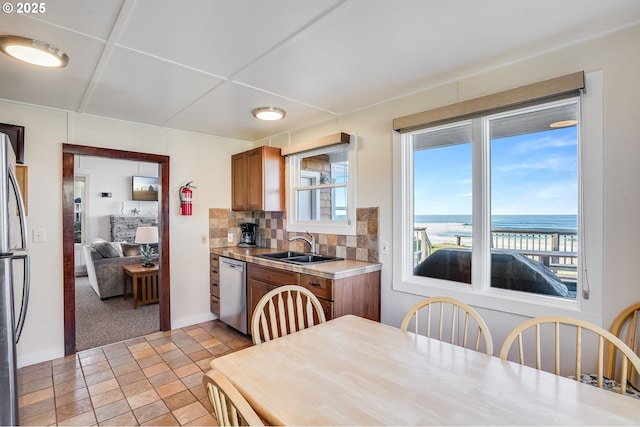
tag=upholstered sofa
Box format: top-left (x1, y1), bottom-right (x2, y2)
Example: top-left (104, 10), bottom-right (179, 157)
top-left (83, 240), bottom-right (145, 299)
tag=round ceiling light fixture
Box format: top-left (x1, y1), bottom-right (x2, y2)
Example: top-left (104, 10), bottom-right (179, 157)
top-left (0, 35), bottom-right (69, 68)
top-left (252, 107), bottom-right (286, 121)
top-left (549, 119), bottom-right (578, 128)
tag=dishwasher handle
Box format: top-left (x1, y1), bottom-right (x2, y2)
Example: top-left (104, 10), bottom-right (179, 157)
top-left (221, 258), bottom-right (245, 270)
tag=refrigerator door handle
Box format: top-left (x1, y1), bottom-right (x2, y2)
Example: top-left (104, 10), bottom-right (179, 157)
top-left (8, 166), bottom-right (28, 251)
top-left (13, 253), bottom-right (29, 342)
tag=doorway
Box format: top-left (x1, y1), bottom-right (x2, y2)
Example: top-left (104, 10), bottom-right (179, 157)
top-left (62, 144), bottom-right (171, 356)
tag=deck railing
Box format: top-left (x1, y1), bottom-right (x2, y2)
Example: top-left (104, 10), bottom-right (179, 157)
top-left (413, 228), bottom-right (578, 283)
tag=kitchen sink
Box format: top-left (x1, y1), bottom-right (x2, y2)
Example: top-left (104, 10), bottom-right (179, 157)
top-left (257, 252), bottom-right (342, 264)
top-left (258, 251), bottom-right (305, 259)
top-left (284, 255), bottom-right (342, 264)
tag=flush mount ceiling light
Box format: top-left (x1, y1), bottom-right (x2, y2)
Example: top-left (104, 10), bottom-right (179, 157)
top-left (252, 107), bottom-right (286, 121)
top-left (550, 119), bottom-right (578, 128)
top-left (0, 35), bottom-right (69, 68)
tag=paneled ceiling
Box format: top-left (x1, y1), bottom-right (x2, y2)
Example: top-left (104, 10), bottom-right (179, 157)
top-left (1, 0), bottom-right (639, 141)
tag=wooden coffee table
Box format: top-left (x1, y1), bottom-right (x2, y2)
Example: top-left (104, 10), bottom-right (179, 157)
top-left (122, 264), bottom-right (159, 309)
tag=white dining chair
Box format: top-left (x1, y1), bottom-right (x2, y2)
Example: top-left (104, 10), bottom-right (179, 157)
top-left (500, 315), bottom-right (640, 397)
top-left (251, 284), bottom-right (326, 345)
top-left (203, 369), bottom-right (264, 426)
top-left (400, 296), bottom-right (494, 355)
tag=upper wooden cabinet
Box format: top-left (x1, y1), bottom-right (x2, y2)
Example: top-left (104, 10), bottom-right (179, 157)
top-left (231, 146), bottom-right (284, 211)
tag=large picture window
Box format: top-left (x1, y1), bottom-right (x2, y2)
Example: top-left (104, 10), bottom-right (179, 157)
top-left (411, 99), bottom-right (579, 299)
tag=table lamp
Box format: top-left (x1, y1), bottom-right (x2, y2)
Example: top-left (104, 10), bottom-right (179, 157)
top-left (135, 226), bottom-right (158, 267)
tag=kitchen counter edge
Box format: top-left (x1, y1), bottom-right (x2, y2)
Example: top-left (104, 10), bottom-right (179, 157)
top-left (210, 247), bottom-right (382, 280)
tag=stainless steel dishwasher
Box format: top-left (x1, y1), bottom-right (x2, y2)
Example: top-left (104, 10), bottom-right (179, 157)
top-left (219, 257), bottom-right (247, 334)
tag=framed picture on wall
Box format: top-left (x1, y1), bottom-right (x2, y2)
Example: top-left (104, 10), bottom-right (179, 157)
top-left (0, 123), bottom-right (25, 164)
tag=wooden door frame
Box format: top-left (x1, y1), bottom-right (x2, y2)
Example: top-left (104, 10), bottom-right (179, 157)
top-left (62, 144), bottom-right (171, 355)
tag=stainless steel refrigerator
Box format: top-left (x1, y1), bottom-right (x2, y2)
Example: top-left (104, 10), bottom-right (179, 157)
top-left (0, 132), bottom-right (30, 426)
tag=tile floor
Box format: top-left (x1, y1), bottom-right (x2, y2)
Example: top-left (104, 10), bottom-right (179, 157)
top-left (17, 320), bottom-right (253, 426)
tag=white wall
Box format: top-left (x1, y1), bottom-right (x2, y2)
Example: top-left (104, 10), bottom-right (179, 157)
top-left (0, 102), bottom-right (251, 367)
top-left (75, 156), bottom-right (159, 242)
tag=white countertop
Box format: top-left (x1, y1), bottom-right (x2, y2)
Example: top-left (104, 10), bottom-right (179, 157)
top-left (210, 246), bottom-right (381, 279)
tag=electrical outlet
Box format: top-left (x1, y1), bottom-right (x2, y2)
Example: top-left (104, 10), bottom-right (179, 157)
top-left (382, 241), bottom-right (389, 255)
top-left (228, 233), bottom-right (233, 243)
top-left (201, 234), bottom-right (208, 244)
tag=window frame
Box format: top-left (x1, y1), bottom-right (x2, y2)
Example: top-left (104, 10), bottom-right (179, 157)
top-left (286, 139), bottom-right (358, 235)
top-left (392, 71), bottom-right (603, 322)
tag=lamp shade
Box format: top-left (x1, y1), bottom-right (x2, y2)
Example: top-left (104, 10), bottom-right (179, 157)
top-left (135, 226), bottom-right (158, 244)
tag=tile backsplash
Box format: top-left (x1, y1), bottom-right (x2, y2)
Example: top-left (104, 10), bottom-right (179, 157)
top-left (209, 207), bottom-right (379, 263)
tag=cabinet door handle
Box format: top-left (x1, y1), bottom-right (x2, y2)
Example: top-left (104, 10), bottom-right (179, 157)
top-left (308, 281), bottom-right (321, 287)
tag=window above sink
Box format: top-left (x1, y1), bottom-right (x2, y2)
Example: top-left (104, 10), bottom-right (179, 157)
top-left (286, 134), bottom-right (357, 235)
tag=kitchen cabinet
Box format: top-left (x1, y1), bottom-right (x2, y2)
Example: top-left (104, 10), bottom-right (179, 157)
top-left (210, 253), bottom-right (220, 316)
top-left (231, 146), bottom-right (284, 211)
top-left (246, 263), bottom-right (381, 335)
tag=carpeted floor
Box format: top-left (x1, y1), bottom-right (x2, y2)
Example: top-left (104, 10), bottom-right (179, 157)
top-left (75, 276), bottom-right (159, 351)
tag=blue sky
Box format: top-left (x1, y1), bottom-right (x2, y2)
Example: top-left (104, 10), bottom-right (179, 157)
top-left (413, 126), bottom-right (577, 215)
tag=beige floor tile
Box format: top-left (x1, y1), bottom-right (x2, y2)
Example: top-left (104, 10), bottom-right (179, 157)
top-left (88, 378), bottom-right (120, 397)
top-left (53, 368), bottom-right (84, 385)
top-left (84, 368), bottom-right (115, 386)
top-left (55, 387), bottom-right (90, 408)
top-left (149, 371), bottom-right (178, 389)
top-left (18, 387), bottom-right (54, 407)
top-left (121, 379), bottom-right (153, 398)
top-left (19, 408), bottom-right (57, 426)
top-left (172, 363), bottom-right (200, 379)
top-left (99, 410), bottom-right (137, 426)
top-left (132, 347), bottom-right (157, 360)
top-left (19, 397), bottom-right (55, 421)
top-left (82, 360), bottom-right (111, 377)
top-left (181, 373), bottom-right (204, 390)
top-left (163, 389), bottom-right (197, 412)
top-left (133, 399), bottom-right (170, 424)
top-left (106, 353), bottom-right (136, 368)
top-left (112, 360), bottom-right (141, 377)
top-left (141, 412), bottom-right (179, 426)
top-left (185, 413), bottom-right (217, 426)
top-left (137, 354), bottom-right (163, 369)
top-left (127, 388), bottom-right (161, 411)
top-left (54, 376), bottom-right (86, 396)
top-left (155, 379), bottom-right (187, 399)
top-left (94, 398), bottom-right (131, 423)
top-left (90, 387), bottom-right (125, 409)
top-left (143, 362), bottom-right (170, 378)
top-left (56, 410), bottom-right (97, 426)
top-left (56, 397), bottom-right (93, 423)
top-left (116, 369), bottom-right (146, 387)
top-left (172, 401), bottom-right (208, 425)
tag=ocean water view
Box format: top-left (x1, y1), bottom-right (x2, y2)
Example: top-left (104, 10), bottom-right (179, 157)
top-left (414, 214), bottom-right (577, 245)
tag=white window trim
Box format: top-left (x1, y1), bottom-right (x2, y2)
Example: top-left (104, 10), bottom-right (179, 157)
top-left (392, 71), bottom-right (603, 323)
top-left (286, 136), bottom-right (358, 235)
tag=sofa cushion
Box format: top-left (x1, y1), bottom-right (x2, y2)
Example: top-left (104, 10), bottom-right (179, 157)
top-left (121, 243), bottom-right (141, 256)
top-left (92, 240), bottom-right (120, 258)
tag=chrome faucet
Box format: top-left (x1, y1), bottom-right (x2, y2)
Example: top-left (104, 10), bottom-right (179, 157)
top-left (288, 231), bottom-right (316, 255)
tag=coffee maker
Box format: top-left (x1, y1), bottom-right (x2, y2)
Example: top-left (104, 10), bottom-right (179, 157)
top-left (238, 222), bottom-right (257, 247)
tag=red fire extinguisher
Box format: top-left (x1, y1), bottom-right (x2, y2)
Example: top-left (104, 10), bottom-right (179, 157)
top-left (179, 181), bottom-right (196, 216)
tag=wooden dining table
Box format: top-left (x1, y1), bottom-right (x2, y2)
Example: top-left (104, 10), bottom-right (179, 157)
top-left (209, 314), bottom-right (640, 426)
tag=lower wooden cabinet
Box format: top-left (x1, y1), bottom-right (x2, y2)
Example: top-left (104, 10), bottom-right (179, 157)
top-left (210, 254), bottom-right (220, 316)
top-left (246, 263), bottom-right (380, 336)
